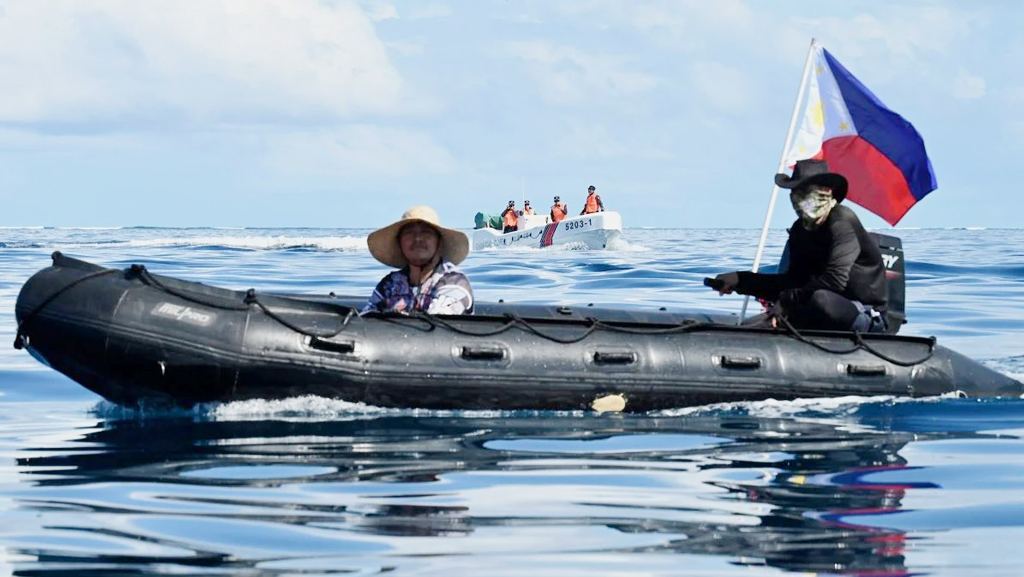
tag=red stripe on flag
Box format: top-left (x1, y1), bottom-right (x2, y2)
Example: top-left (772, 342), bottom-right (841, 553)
top-left (822, 135), bottom-right (917, 225)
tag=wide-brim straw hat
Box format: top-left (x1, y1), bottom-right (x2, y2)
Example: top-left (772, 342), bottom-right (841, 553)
top-left (367, 206), bottom-right (470, 268)
top-left (775, 159), bottom-right (848, 203)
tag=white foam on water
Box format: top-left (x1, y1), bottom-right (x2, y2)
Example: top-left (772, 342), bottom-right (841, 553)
top-left (998, 370), bottom-right (1024, 383)
top-left (605, 236), bottom-right (649, 252)
top-left (476, 239), bottom-right (645, 253)
top-left (209, 395), bottom-right (398, 420)
top-left (654, 393), bottom-right (962, 420)
top-left (478, 244), bottom-right (542, 253)
top-left (89, 396), bottom-right (390, 421)
top-left (91, 395), bottom-right (587, 422)
top-left (477, 241), bottom-right (589, 253)
top-left (55, 226), bottom-right (126, 230)
top-left (44, 235), bottom-right (368, 251)
top-left (983, 357), bottom-right (1024, 383)
top-left (206, 397), bottom-right (585, 421)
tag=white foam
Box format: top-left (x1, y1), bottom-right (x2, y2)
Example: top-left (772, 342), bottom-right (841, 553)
top-left (477, 242), bottom-right (586, 253)
top-left (90, 395), bottom-right (589, 421)
top-left (605, 237), bottom-right (649, 252)
top-left (654, 393), bottom-right (961, 420)
top-left (476, 239), bottom-right (645, 253)
top-left (45, 235), bottom-right (367, 251)
top-left (207, 397), bottom-right (584, 420)
top-left (982, 358), bottom-right (1024, 383)
top-left (209, 395), bottom-right (396, 420)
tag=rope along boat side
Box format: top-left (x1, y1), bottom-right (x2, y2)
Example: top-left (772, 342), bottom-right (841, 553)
top-left (14, 252), bottom-right (1022, 411)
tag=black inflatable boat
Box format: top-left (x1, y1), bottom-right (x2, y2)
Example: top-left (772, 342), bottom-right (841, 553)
top-left (14, 251), bottom-right (1023, 412)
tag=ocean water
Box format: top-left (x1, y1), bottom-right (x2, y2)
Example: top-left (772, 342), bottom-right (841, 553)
top-left (1, 226), bottom-right (1023, 576)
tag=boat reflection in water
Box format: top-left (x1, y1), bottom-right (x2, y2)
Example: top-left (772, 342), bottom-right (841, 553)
top-left (14, 406), bottom-right (990, 576)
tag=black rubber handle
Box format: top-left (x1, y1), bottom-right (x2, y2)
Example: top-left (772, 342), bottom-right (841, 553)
top-left (593, 351), bottom-right (637, 365)
top-left (847, 364), bottom-right (887, 376)
top-left (720, 356), bottom-right (762, 369)
top-left (309, 337), bottom-right (356, 354)
top-left (461, 346), bottom-right (506, 361)
top-left (704, 277), bottom-right (725, 291)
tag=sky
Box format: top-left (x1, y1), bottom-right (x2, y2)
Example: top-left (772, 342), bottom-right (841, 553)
top-left (0, 0), bottom-right (1019, 229)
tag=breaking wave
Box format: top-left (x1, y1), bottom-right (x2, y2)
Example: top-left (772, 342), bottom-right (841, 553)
top-left (2, 235), bottom-right (368, 252)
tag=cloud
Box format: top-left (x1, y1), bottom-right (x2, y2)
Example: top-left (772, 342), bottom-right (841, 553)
top-left (951, 70), bottom-right (986, 100)
top-left (551, 121), bottom-right (627, 158)
top-left (503, 40), bottom-right (660, 106)
top-left (407, 4), bottom-right (452, 20)
top-left (359, 0), bottom-right (450, 21)
top-left (0, 128), bottom-right (139, 151)
top-left (776, 6), bottom-right (985, 100)
top-left (259, 125), bottom-right (456, 179)
top-left (688, 61), bottom-right (752, 115)
top-left (554, 0), bottom-right (755, 45)
top-left (792, 6), bottom-right (976, 61)
top-left (359, 0), bottom-right (398, 21)
top-left (550, 120), bottom-right (675, 160)
top-left (0, 0), bottom-right (406, 125)
top-left (386, 41), bottom-right (426, 57)
top-left (1007, 87), bottom-right (1024, 105)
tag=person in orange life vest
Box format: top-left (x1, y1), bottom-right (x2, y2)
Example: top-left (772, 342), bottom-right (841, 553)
top-left (580, 185), bottom-right (605, 215)
top-left (501, 200), bottom-right (519, 233)
top-left (520, 200), bottom-right (535, 216)
top-left (550, 196), bottom-right (568, 223)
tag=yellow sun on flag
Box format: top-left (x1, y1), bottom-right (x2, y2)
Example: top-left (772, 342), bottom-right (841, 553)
top-left (811, 100), bottom-right (825, 129)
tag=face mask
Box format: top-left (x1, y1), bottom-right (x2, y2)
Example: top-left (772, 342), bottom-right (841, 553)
top-left (791, 188), bottom-right (836, 229)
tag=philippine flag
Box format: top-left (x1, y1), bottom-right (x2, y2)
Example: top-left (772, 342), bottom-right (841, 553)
top-left (785, 43), bottom-right (937, 226)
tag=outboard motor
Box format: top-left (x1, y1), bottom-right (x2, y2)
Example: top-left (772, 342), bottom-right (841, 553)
top-left (871, 232), bottom-right (906, 333)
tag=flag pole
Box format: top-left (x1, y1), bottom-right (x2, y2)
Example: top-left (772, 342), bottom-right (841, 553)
top-left (739, 38), bottom-right (819, 324)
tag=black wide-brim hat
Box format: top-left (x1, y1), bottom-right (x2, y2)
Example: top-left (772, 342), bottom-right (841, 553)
top-left (775, 159), bottom-right (848, 203)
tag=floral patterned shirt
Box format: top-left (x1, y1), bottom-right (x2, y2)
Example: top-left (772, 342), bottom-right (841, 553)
top-left (361, 260), bottom-right (474, 315)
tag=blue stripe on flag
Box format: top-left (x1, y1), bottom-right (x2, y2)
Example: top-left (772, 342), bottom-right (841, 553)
top-left (823, 49), bottom-right (937, 201)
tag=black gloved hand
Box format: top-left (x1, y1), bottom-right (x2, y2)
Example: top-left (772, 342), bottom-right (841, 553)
top-left (778, 288), bottom-right (803, 307)
top-left (709, 272), bottom-right (739, 294)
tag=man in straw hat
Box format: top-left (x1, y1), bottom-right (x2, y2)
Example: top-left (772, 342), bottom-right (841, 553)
top-left (362, 206), bottom-right (474, 315)
top-left (709, 159), bottom-right (887, 332)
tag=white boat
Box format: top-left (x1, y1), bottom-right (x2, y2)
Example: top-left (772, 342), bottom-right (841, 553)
top-left (472, 211), bottom-right (623, 250)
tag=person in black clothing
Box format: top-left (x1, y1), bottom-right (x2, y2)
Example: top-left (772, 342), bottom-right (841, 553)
top-left (710, 159), bottom-right (887, 332)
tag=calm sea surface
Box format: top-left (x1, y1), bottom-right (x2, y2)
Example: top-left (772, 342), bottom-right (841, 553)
top-left (1, 227), bottom-right (1023, 576)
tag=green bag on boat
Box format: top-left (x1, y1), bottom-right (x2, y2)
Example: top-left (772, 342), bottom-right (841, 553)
top-left (474, 212), bottom-right (502, 230)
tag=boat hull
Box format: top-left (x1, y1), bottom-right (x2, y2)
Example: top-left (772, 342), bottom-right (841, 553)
top-left (14, 253), bottom-right (1023, 411)
top-left (472, 211), bottom-right (623, 250)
